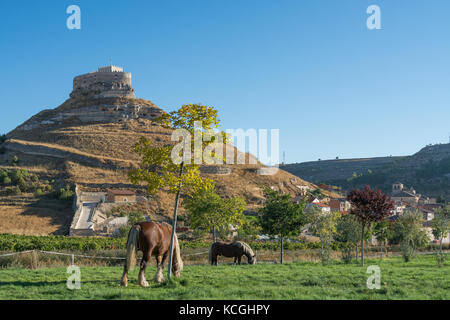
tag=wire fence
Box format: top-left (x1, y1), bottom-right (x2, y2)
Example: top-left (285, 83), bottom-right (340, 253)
top-left (0, 249), bottom-right (210, 260)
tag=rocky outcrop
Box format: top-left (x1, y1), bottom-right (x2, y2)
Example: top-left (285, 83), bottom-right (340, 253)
top-left (13, 98), bottom-right (163, 132)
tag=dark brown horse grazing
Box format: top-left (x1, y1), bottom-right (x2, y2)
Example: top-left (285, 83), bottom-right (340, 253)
top-left (209, 241), bottom-right (256, 266)
top-left (120, 221), bottom-right (183, 287)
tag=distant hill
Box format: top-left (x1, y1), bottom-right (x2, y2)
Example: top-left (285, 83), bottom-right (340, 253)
top-left (281, 143), bottom-right (450, 200)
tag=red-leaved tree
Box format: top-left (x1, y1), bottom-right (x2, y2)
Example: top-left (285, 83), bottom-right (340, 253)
top-left (347, 185), bottom-right (394, 266)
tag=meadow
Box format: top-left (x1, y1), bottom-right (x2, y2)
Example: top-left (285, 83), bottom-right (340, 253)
top-left (0, 254), bottom-right (448, 300)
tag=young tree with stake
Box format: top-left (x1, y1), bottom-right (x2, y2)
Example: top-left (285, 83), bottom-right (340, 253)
top-left (128, 104), bottom-right (225, 280)
top-left (259, 187), bottom-right (307, 264)
top-left (347, 185), bottom-right (394, 266)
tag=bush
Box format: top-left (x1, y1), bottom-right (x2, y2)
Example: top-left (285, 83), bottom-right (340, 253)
top-left (58, 185), bottom-right (74, 201)
top-left (34, 188), bottom-right (44, 197)
top-left (2, 176), bottom-right (11, 185)
top-left (10, 169), bottom-right (28, 184)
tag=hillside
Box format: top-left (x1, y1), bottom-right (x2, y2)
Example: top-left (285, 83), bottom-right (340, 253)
top-left (0, 95), bottom-right (330, 235)
top-left (281, 143), bottom-right (450, 200)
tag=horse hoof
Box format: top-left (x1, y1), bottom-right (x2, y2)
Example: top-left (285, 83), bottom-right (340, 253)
top-left (139, 281), bottom-right (149, 287)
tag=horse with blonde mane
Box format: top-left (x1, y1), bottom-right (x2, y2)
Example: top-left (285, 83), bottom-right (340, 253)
top-left (209, 241), bottom-right (256, 265)
top-left (121, 221), bottom-right (183, 287)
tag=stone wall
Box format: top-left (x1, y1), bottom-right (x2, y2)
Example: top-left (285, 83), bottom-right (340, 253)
top-left (70, 66), bottom-right (135, 99)
top-left (200, 165), bottom-right (232, 175)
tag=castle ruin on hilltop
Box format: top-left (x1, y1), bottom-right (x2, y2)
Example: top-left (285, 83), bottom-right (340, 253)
top-left (70, 65), bottom-right (135, 99)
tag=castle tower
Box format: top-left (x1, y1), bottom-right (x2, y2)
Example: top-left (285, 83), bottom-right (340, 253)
top-left (392, 182), bottom-right (404, 195)
top-left (70, 66), bottom-right (135, 99)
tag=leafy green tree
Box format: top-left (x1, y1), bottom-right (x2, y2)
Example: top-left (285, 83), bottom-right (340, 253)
top-left (128, 103), bottom-right (225, 279)
top-left (347, 185), bottom-right (394, 266)
top-left (236, 215), bottom-right (262, 241)
top-left (437, 195), bottom-right (446, 204)
top-left (335, 214), bottom-right (360, 263)
top-left (374, 219), bottom-right (390, 258)
top-left (431, 205), bottom-right (450, 254)
top-left (307, 207), bottom-right (340, 265)
top-left (184, 187), bottom-right (245, 242)
top-left (397, 210), bottom-right (430, 262)
top-left (259, 188), bottom-right (307, 264)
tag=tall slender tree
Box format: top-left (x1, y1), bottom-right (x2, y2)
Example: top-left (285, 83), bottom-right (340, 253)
top-left (431, 204), bottom-right (450, 254)
top-left (128, 104), bottom-right (225, 280)
top-left (259, 188), bottom-right (307, 264)
top-left (347, 185), bottom-right (394, 266)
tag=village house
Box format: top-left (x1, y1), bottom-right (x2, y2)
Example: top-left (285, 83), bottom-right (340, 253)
top-left (306, 198), bottom-right (330, 214)
top-left (329, 198), bottom-right (351, 214)
top-left (70, 188), bottom-right (142, 236)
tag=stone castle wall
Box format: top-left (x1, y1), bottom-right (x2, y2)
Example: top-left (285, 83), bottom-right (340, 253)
top-left (70, 66), bottom-right (135, 99)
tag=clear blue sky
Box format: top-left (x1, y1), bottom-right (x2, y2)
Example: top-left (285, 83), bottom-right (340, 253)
top-left (1, 0), bottom-right (449, 163)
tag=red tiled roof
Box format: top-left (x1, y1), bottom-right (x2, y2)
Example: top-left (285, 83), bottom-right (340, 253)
top-left (107, 189), bottom-right (136, 196)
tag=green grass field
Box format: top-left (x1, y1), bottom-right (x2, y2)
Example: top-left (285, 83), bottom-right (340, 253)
top-left (0, 255), bottom-right (448, 300)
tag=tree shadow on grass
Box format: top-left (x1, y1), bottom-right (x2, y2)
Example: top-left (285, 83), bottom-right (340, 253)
top-left (0, 279), bottom-right (114, 288)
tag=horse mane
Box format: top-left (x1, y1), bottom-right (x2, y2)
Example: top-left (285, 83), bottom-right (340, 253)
top-left (234, 241), bottom-right (254, 257)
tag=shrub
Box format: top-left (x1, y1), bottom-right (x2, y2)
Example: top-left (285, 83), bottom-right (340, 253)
top-left (2, 176), bottom-right (11, 185)
top-left (34, 188), bottom-right (44, 197)
top-left (435, 252), bottom-right (447, 267)
top-left (58, 185), bottom-right (74, 201)
top-left (17, 177), bottom-right (28, 192)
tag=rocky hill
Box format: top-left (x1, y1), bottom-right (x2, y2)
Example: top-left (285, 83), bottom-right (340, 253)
top-left (0, 91), bottom-right (330, 235)
top-left (282, 143), bottom-right (450, 200)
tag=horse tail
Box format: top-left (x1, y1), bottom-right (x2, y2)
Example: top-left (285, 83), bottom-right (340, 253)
top-left (125, 224), bottom-right (140, 271)
top-left (208, 243), bottom-right (214, 265)
top-left (172, 231), bottom-right (183, 274)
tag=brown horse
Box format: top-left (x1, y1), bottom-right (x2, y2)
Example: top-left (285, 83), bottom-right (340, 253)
top-left (209, 241), bottom-right (256, 265)
top-left (120, 221), bottom-right (183, 287)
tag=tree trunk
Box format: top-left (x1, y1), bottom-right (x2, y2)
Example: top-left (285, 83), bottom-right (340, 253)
top-left (440, 237), bottom-right (443, 254)
top-left (320, 237), bottom-right (324, 265)
top-left (355, 244), bottom-right (358, 260)
top-left (212, 226), bottom-right (217, 243)
top-left (361, 224), bottom-right (365, 266)
top-left (280, 236), bottom-right (284, 264)
top-left (167, 162), bottom-right (184, 281)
